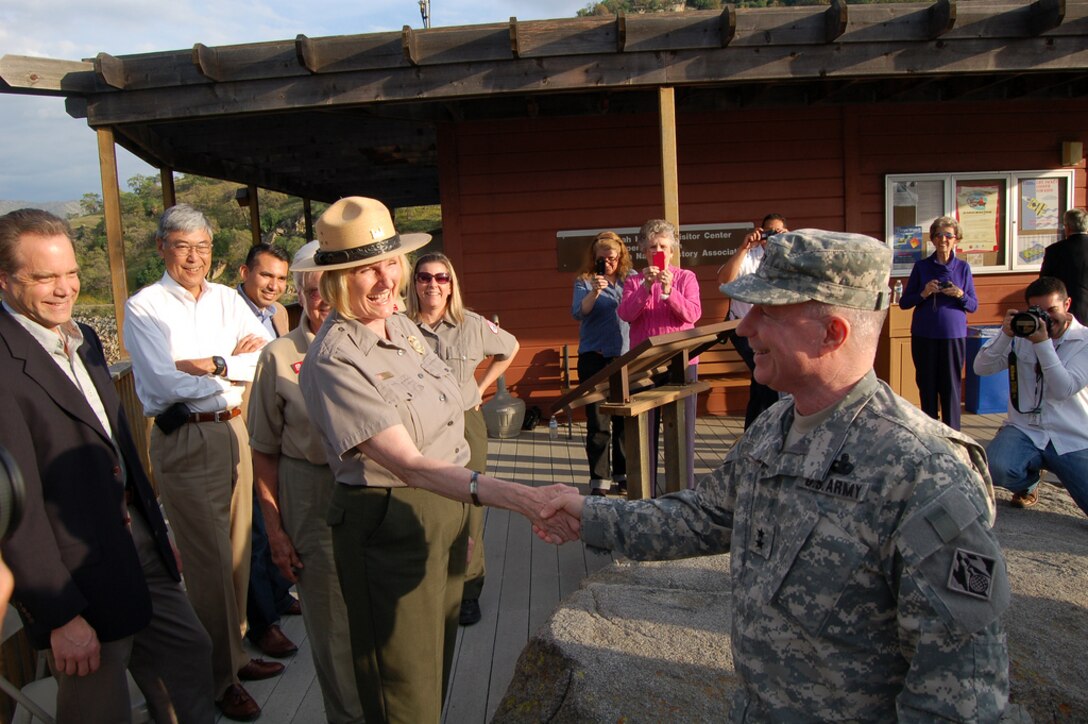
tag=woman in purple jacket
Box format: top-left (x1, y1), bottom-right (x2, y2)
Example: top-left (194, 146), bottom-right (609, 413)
top-left (899, 216), bottom-right (978, 430)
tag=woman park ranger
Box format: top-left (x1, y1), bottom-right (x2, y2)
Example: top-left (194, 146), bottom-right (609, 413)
top-left (295, 197), bottom-right (576, 724)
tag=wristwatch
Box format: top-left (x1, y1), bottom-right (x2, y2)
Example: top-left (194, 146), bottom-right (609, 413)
top-left (212, 355), bottom-right (227, 377)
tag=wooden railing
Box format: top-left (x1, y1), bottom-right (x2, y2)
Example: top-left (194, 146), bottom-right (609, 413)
top-left (110, 360), bottom-right (153, 489)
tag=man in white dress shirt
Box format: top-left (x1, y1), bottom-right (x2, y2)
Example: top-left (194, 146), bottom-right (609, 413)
top-left (972, 276), bottom-right (1088, 516)
top-left (124, 204), bottom-right (283, 721)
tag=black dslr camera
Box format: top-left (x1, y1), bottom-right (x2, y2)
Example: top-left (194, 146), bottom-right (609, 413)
top-left (1010, 305), bottom-right (1052, 338)
top-left (0, 445), bottom-right (25, 542)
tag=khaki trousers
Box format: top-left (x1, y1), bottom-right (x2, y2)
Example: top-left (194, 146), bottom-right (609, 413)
top-left (150, 415), bottom-right (253, 696)
top-left (462, 408), bottom-right (488, 600)
top-left (49, 508), bottom-right (215, 724)
top-left (329, 484), bottom-right (468, 724)
top-left (279, 455), bottom-right (363, 724)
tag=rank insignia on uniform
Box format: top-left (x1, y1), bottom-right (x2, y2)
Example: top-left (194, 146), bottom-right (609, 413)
top-left (291, 361), bottom-right (303, 374)
top-left (406, 335), bottom-right (426, 355)
top-left (947, 548), bottom-right (996, 600)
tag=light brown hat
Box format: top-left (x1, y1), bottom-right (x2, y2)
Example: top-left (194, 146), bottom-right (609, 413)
top-left (292, 196), bottom-right (431, 272)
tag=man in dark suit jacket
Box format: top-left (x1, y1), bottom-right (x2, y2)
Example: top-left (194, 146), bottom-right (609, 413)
top-left (0, 209), bottom-right (214, 723)
top-left (1040, 208), bottom-right (1088, 325)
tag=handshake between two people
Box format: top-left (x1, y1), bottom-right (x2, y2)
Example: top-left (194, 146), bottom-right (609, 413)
top-left (514, 484), bottom-right (588, 545)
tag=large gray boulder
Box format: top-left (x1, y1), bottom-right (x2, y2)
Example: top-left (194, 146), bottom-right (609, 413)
top-left (496, 483), bottom-right (1087, 723)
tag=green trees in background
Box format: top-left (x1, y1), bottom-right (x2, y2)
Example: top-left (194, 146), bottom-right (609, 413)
top-left (70, 174), bottom-right (440, 306)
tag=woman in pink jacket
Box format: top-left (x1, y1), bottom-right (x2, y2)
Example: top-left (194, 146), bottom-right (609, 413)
top-left (618, 218), bottom-right (702, 492)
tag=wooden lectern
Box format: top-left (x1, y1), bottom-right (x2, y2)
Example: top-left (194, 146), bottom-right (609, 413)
top-left (554, 321), bottom-right (737, 499)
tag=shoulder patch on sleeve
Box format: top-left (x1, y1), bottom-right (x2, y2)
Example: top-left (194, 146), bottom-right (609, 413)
top-left (947, 548), bottom-right (998, 601)
top-left (486, 320), bottom-right (499, 334)
top-left (898, 487), bottom-right (1010, 633)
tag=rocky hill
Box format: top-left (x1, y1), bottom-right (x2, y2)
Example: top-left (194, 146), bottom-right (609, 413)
top-left (0, 199), bottom-right (80, 217)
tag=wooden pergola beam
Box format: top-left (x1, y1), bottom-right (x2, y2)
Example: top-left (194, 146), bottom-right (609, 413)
top-left (658, 87), bottom-right (679, 243)
top-left (97, 128), bottom-right (129, 356)
top-left (160, 168), bottom-right (175, 208)
top-left (825, 0), bottom-right (849, 43)
top-left (1029, 0), bottom-right (1065, 34)
top-left (928, 0), bottom-right (957, 39)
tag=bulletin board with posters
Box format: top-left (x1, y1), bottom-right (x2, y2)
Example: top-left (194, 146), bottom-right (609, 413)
top-left (885, 170), bottom-right (1073, 277)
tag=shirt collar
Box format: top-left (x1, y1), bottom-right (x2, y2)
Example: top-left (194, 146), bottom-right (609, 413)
top-left (2, 300), bottom-right (84, 358)
top-left (237, 285), bottom-right (276, 322)
top-left (160, 271), bottom-right (208, 301)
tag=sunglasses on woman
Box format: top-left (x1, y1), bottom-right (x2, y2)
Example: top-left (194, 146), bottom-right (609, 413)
top-left (415, 271), bottom-right (451, 284)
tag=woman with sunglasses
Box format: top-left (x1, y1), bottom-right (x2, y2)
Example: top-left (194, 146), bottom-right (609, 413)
top-left (899, 216), bottom-right (978, 430)
top-left (571, 231), bottom-right (634, 496)
top-left (406, 253), bottom-right (519, 627)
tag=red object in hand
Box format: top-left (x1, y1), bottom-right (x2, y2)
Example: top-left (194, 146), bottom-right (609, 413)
top-left (652, 250), bottom-right (666, 269)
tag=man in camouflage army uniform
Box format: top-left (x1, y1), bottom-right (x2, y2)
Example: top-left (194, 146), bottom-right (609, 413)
top-left (541, 230), bottom-right (1010, 722)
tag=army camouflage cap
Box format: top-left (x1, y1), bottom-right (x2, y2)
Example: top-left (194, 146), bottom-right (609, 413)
top-left (722, 229), bottom-right (892, 310)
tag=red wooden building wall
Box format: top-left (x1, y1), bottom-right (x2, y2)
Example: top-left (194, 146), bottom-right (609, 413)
top-left (438, 98), bottom-right (1088, 414)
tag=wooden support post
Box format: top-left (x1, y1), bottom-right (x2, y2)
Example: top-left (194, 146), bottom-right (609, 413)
top-left (624, 413), bottom-right (651, 501)
top-left (97, 127), bottom-right (130, 357)
top-left (247, 184), bottom-right (261, 246)
top-left (661, 398), bottom-right (689, 495)
top-left (160, 167), bottom-right (175, 209)
top-left (303, 198), bottom-right (314, 242)
top-left (658, 86), bottom-right (680, 263)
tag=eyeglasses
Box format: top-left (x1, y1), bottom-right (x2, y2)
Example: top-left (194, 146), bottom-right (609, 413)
top-left (934, 232), bottom-right (957, 240)
top-left (168, 242), bottom-right (212, 255)
top-left (415, 271), bottom-right (451, 284)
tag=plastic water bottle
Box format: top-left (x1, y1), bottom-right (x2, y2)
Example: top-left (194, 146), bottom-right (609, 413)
top-left (548, 415), bottom-right (558, 440)
top-left (893, 280), bottom-right (903, 304)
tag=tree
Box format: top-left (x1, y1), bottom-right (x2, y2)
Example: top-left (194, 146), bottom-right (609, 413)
top-left (79, 193), bottom-right (103, 216)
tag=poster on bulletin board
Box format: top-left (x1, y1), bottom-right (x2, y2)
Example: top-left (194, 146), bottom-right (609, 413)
top-left (956, 183), bottom-right (1001, 253)
top-left (1017, 178), bottom-right (1061, 265)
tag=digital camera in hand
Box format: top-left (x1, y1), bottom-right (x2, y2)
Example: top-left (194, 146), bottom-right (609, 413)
top-left (1011, 305), bottom-right (1052, 338)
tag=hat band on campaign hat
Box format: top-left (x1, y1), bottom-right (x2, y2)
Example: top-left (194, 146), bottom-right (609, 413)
top-left (313, 233), bottom-right (406, 267)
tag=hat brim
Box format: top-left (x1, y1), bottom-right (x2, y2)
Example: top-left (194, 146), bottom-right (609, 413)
top-left (721, 272), bottom-right (811, 306)
top-left (292, 232), bottom-right (432, 272)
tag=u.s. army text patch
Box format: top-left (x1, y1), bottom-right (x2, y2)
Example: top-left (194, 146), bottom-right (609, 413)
top-left (801, 477), bottom-right (868, 502)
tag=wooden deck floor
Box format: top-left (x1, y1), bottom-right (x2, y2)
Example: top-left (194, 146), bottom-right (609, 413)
top-left (220, 412), bottom-right (1007, 724)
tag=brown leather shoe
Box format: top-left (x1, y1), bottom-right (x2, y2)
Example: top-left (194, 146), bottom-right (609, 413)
top-left (216, 684), bottom-right (260, 721)
top-left (238, 657), bottom-right (285, 680)
top-left (1011, 488), bottom-right (1040, 508)
top-left (253, 624), bottom-right (298, 658)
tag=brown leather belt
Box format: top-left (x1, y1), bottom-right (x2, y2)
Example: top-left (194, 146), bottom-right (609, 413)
top-left (187, 407), bottom-right (241, 424)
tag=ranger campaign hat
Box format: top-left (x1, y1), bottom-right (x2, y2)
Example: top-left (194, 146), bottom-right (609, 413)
top-left (292, 196), bottom-right (431, 272)
top-left (721, 229), bottom-right (892, 310)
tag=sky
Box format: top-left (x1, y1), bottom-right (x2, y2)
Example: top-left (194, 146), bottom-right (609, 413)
top-left (0, 1), bottom-right (587, 201)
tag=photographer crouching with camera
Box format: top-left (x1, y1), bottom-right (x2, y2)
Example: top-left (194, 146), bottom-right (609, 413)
top-left (972, 276), bottom-right (1088, 516)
